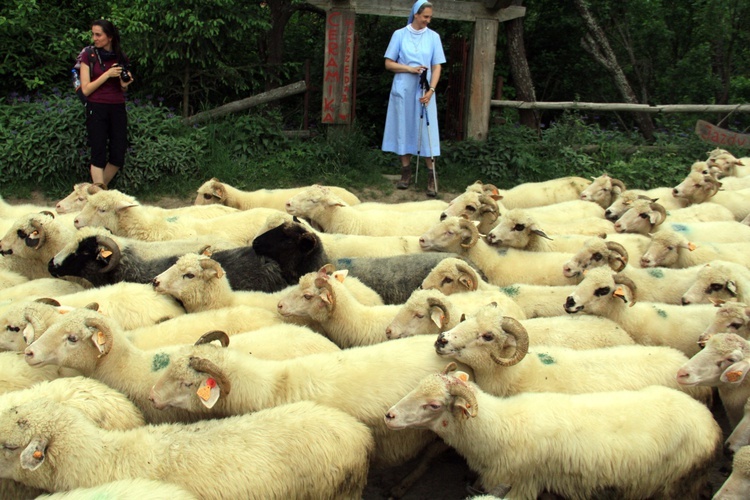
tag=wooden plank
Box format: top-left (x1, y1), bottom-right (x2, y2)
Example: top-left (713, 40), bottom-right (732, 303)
top-left (466, 18), bottom-right (498, 140)
top-left (491, 100), bottom-right (750, 113)
top-left (695, 120), bottom-right (750, 148)
top-left (322, 8), bottom-right (356, 124)
top-left (185, 81), bottom-right (307, 125)
top-left (306, 0), bottom-right (525, 22)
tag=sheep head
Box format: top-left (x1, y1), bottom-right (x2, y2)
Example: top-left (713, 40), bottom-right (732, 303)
top-left (677, 333), bottom-right (750, 388)
top-left (195, 178), bottom-right (226, 206)
top-left (421, 258), bottom-right (482, 294)
top-left (640, 230), bottom-right (695, 268)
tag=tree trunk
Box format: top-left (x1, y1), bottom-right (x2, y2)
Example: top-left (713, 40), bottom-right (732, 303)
top-left (181, 62), bottom-right (191, 119)
top-left (504, 2), bottom-right (538, 132)
top-left (265, 0), bottom-right (295, 90)
top-left (573, 0), bottom-right (656, 142)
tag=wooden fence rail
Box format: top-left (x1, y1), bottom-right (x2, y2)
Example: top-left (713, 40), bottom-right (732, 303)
top-left (491, 101), bottom-right (750, 113)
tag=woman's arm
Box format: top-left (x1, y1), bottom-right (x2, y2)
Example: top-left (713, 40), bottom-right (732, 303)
top-left (80, 63), bottom-right (122, 97)
top-left (385, 58), bottom-right (426, 75)
top-left (419, 64), bottom-right (442, 104)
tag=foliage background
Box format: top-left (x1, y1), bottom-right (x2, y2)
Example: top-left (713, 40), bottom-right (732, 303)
top-left (1, 0), bottom-right (748, 198)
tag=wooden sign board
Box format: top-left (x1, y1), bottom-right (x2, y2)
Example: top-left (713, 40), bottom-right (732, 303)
top-left (322, 9), bottom-right (356, 124)
top-left (695, 120), bottom-right (750, 148)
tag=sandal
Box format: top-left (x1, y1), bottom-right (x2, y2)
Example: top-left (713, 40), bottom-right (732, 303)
top-left (396, 166), bottom-right (412, 190)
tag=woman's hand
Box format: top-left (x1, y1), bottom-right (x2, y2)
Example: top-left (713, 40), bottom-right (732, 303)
top-left (108, 64), bottom-right (123, 79)
top-left (419, 88), bottom-right (435, 104)
top-left (410, 65), bottom-right (428, 75)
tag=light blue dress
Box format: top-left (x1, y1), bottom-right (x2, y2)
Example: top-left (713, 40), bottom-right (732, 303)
top-left (382, 27), bottom-right (446, 157)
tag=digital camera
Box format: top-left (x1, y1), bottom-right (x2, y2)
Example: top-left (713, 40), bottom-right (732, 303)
top-left (116, 64), bottom-right (132, 83)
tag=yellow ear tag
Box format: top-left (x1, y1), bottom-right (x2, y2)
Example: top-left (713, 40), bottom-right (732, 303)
top-left (99, 249), bottom-right (113, 259)
top-left (455, 371), bottom-right (470, 382)
top-left (725, 370), bottom-right (743, 383)
top-left (687, 242), bottom-right (697, 251)
top-left (96, 331), bottom-right (105, 346)
top-left (613, 287), bottom-right (627, 300)
top-left (196, 378), bottom-right (220, 408)
top-left (30, 231), bottom-right (39, 238)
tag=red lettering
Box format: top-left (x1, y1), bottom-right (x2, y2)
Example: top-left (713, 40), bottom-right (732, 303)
top-left (324, 70), bottom-right (339, 83)
top-left (324, 98), bottom-right (335, 112)
top-left (326, 58), bottom-right (338, 69)
top-left (322, 112), bottom-right (334, 123)
top-left (327, 12), bottom-right (341, 27)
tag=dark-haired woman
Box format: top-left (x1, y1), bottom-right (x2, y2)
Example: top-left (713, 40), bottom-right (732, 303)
top-left (79, 19), bottom-right (134, 188)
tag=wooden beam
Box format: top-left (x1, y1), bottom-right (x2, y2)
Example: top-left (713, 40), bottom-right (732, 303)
top-left (306, 0), bottom-right (525, 22)
top-left (466, 18), bottom-right (498, 141)
top-left (185, 81), bottom-right (307, 125)
top-left (491, 100), bottom-right (750, 113)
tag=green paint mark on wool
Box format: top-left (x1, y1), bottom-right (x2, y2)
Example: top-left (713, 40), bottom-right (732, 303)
top-left (152, 353), bottom-right (170, 371)
top-left (500, 285), bottom-right (519, 297)
top-left (656, 308), bottom-right (667, 318)
top-left (537, 352), bottom-right (555, 365)
top-left (671, 223), bottom-right (688, 233)
top-left (647, 268), bottom-right (664, 279)
top-left (166, 216), bottom-right (178, 223)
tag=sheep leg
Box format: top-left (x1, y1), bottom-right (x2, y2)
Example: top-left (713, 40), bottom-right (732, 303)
top-left (387, 441), bottom-right (450, 499)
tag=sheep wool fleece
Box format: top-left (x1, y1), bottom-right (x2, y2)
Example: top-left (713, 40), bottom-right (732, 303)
top-left (382, 26), bottom-right (446, 157)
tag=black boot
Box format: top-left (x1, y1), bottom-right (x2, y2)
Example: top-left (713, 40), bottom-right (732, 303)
top-left (396, 166), bottom-right (412, 190)
top-left (426, 169), bottom-right (437, 197)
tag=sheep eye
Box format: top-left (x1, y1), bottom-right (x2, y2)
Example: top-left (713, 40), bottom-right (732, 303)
top-left (730, 322), bottom-right (744, 330)
top-left (6, 326), bottom-right (19, 333)
top-left (77, 197), bottom-right (86, 202)
top-left (512, 224), bottom-right (525, 231)
top-left (639, 213), bottom-right (649, 219)
top-left (481, 333), bottom-right (494, 341)
top-left (16, 229), bottom-right (27, 239)
top-left (182, 381), bottom-right (194, 388)
top-left (2, 444), bottom-right (18, 451)
top-left (594, 287), bottom-right (611, 297)
top-left (709, 284), bottom-right (724, 292)
top-left (415, 313), bottom-right (425, 319)
top-left (445, 231), bottom-right (454, 236)
top-left (424, 403), bottom-right (442, 411)
top-left (66, 335), bottom-right (78, 343)
top-left (592, 252), bottom-right (603, 261)
top-left (97, 208), bottom-right (106, 213)
top-left (440, 277), bottom-right (454, 285)
top-left (465, 206), bottom-right (477, 212)
top-left (203, 194), bottom-right (212, 200)
top-left (667, 246), bottom-right (675, 251)
top-left (303, 294), bottom-right (313, 300)
top-left (183, 273), bottom-right (195, 279)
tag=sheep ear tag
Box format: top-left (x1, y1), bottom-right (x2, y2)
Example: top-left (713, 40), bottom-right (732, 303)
top-left (97, 249), bottom-right (113, 262)
top-left (687, 242), bottom-right (697, 251)
top-left (332, 270), bottom-right (348, 283)
top-left (455, 371), bottom-right (470, 382)
top-left (91, 331), bottom-right (107, 355)
top-left (196, 378), bottom-right (220, 408)
top-left (613, 287), bottom-right (628, 303)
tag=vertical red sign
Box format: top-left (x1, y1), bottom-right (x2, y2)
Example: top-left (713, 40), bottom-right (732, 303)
top-left (322, 9), bottom-right (355, 124)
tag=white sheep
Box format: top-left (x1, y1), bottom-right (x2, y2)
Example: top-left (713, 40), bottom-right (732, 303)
top-left (0, 398), bottom-right (373, 499)
top-left (577, 173), bottom-right (627, 208)
top-left (481, 176), bottom-right (592, 209)
top-left (194, 177), bottom-right (361, 209)
top-left (692, 160), bottom-right (750, 190)
top-left (604, 188), bottom-right (687, 219)
top-left (564, 267), bottom-right (718, 357)
top-left (640, 229), bottom-right (750, 268)
top-left (74, 188), bottom-right (283, 244)
top-left (151, 253), bottom-right (383, 316)
top-left (0, 351), bottom-right (61, 392)
top-left (148, 333), bottom-right (470, 468)
top-left (0, 299), bottom-right (84, 352)
top-left (726, 399), bottom-right (750, 455)
top-left (384, 364), bottom-right (721, 499)
top-left (0, 279), bottom-right (85, 304)
top-left (713, 445), bottom-right (750, 499)
top-left (677, 332), bottom-right (750, 428)
top-left (485, 208), bottom-right (596, 252)
top-left (561, 235), bottom-right (648, 275)
top-left (0, 270), bottom-right (28, 290)
top-left (285, 185), bottom-right (443, 236)
top-left (613, 198), bottom-right (735, 235)
top-left (681, 261), bottom-right (750, 305)
top-left (22, 308), bottom-right (338, 424)
top-left (277, 268), bottom-right (400, 347)
top-left (707, 152), bottom-right (750, 177)
top-left (54, 182), bottom-right (95, 214)
top-left (419, 217), bottom-right (578, 287)
top-left (354, 198), bottom-right (448, 212)
top-left (672, 171), bottom-right (750, 221)
top-left (418, 257), bottom-right (575, 318)
top-left (700, 301), bottom-right (750, 344)
top-left (0, 196), bottom-right (56, 221)
top-left (435, 302), bottom-right (711, 403)
top-left (385, 290), bottom-right (634, 350)
top-left (36, 479), bottom-right (197, 500)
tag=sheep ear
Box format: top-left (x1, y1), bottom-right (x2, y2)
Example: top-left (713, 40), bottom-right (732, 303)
top-left (458, 275), bottom-right (474, 291)
top-left (459, 314), bottom-right (466, 323)
top-left (319, 290), bottom-right (333, 305)
top-left (429, 306), bottom-right (446, 328)
top-left (685, 242), bottom-right (697, 251)
top-left (114, 200), bottom-right (138, 212)
top-left (726, 281), bottom-right (738, 297)
top-left (721, 361), bottom-right (750, 384)
top-left (25, 231), bottom-right (41, 249)
top-left (20, 437), bottom-right (47, 471)
top-left (453, 396), bottom-right (476, 419)
top-left (89, 329), bottom-right (108, 355)
top-left (530, 228), bottom-right (553, 241)
top-left (196, 378), bottom-right (221, 409)
top-left (455, 371), bottom-right (470, 382)
top-left (648, 212), bottom-right (661, 225)
top-left (612, 286), bottom-right (628, 303)
top-left (22, 324), bottom-right (36, 345)
top-left (332, 270), bottom-right (348, 283)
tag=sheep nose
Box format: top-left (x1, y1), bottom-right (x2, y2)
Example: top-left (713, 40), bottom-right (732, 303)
top-left (384, 411), bottom-right (395, 421)
top-left (564, 296), bottom-right (577, 310)
top-left (681, 297), bottom-right (690, 305)
top-left (439, 213), bottom-right (447, 221)
top-left (604, 210), bottom-right (615, 220)
top-left (24, 348), bottom-right (34, 360)
top-left (151, 278), bottom-right (160, 288)
top-left (675, 368), bottom-right (690, 383)
top-left (672, 188), bottom-right (679, 196)
top-left (724, 441), bottom-right (736, 457)
top-left (385, 327), bottom-right (392, 339)
top-left (435, 334), bottom-right (448, 347)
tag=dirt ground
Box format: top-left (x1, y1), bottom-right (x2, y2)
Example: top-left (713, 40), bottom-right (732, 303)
top-left (5, 181), bottom-right (738, 499)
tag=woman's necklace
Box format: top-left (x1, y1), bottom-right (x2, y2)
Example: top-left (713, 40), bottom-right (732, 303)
top-left (406, 25), bottom-right (427, 52)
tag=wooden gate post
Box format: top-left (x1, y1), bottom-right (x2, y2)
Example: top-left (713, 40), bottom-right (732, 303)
top-left (466, 18), bottom-right (499, 141)
top-left (322, 6), bottom-right (356, 125)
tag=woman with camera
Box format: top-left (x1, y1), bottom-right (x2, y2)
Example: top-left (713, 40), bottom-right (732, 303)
top-left (79, 19), bottom-right (133, 188)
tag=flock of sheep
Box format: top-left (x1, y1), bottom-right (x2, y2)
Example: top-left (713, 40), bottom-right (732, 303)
top-left (0, 146), bottom-right (749, 498)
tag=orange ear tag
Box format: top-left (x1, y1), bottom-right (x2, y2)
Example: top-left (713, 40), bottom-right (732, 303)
top-left (725, 370), bottom-right (743, 383)
top-left (99, 250), bottom-right (113, 259)
top-left (455, 371), bottom-right (470, 382)
top-left (613, 287), bottom-right (627, 302)
top-left (687, 242), bottom-right (697, 251)
top-left (466, 279), bottom-right (474, 290)
top-left (196, 378), bottom-right (220, 408)
top-left (32, 451), bottom-right (43, 459)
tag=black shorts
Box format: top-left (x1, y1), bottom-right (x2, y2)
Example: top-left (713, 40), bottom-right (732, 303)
top-left (86, 101), bottom-right (128, 169)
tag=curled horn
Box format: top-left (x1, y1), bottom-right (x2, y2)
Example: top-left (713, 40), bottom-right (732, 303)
top-left (705, 176), bottom-right (722, 196)
top-left (188, 357), bottom-right (231, 396)
top-left (39, 211), bottom-right (56, 219)
top-left (613, 273), bottom-right (638, 305)
top-left (489, 317), bottom-right (529, 367)
top-left (648, 203), bottom-right (667, 229)
top-left (442, 362), bottom-right (458, 374)
top-left (194, 331), bottom-right (230, 347)
top-left (27, 219), bottom-right (47, 249)
top-left (457, 219), bottom-right (480, 248)
top-left (95, 235), bottom-right (122, 274)
top-left (426, 297), bottom-right (450, 326)
top-left (604, 241), bottom-right (629, 271)
top-left (447, 379), bottom-right (478, 418)
top-left (86, 184), bottom-right (104, 195)
top-left (83, 316), bottom-right (114, 357)
top-left (199, 258), bottom-right (224, 278)
top-left (453, 262), bottom-right (479, 291)
top-left (477, 195), bottom-right (499, 221)
top-left (610, 178), bottom-right (626, 192)
top-left (320, 263), bottom-right (337, 275)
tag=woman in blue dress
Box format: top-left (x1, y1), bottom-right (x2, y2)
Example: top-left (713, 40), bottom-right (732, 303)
top-left (382, 0), bottom-right (446, 197)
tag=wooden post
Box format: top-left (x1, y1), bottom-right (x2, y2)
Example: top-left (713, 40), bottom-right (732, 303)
top-left (322, 7), bottom-right (356, 125)
top-left (466, 18), bottom-right (499, 141)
